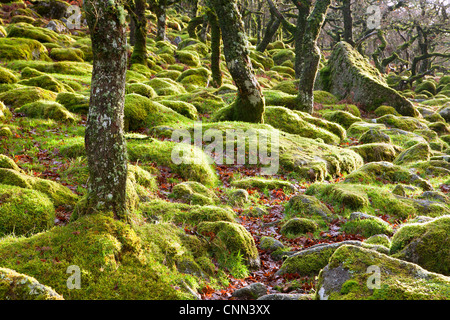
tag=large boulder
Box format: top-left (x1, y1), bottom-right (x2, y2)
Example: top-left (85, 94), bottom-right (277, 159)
top-left (316, 244), bottom-right (450, 300)
top-left (390, 215), bottom-right (450, 276)
top-left (321, 42), bottom-right (419, 117)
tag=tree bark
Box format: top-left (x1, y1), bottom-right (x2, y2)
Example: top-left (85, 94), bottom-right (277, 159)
top-left (83, 0), bottom-right (129, 220)
top-left (207, 9), bottom-right (222, 88)
top-left (256, 13), bottom-right (281, 52)
top-left (296, 0), bottom-right (331, 114)
top-left (154, 4), bottom-right (167, 41)
top-left (341, 0), bottom-right (354, 46)
top-left (128, 0), bottom-right (148, 65)
top-left (210, 0), bottom-right (265, 123)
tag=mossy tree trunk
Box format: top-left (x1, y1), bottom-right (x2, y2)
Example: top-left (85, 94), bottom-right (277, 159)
top-left (295, 0), bottom-right (331, 114)
top-left (127, 0), bottom-right (148, 65)
top-left (341, 0), bottom-right (354, 46)
top-left (149, 0), bottom-right (180, 42)
top-left (256, 6), bottom-right (281, 53)
top-left (210, 0), bottom-right (265, 123)
top-left (207, 9), bottom-right (222, 88)
top-left (83, 0), bottom-right (129, 220)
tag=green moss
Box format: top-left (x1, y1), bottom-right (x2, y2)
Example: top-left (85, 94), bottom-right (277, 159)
top-left (16, 100), bottom-right (76, 123)
top-left (176, 50), bottom-right (200, 67)
top-left (316, 244), bottom-right (450, 300)
top-left (169, 181), bottom-right (219, 205)
top-left (155, 70), bottom-right (182, 81)
top-left (280, 218), bottom-right (318, 237)
top-left (322, 110), bottom-right (361, 129)
top-left (270, 66), bottom-right (295, 78)
top-left (264, 106), bottom-right (341, 144)
top-left (271, 49), bottom-right (295, 66)
top-left (0, 66), bottom-right (18, 84)
top-left (374, 105), bottom-right (400, 117)
top-left (0, 213), bottom-right (198, 299)
top-left (177, 67), bottom-right (211, 89)
top-left (145, 78), bottom-right (186, 96)
top-left (197, 221), bottom-right (260, 269)
top-left (0, 267), bottom-right (63, 300)
top-left (306, 183), bottom-right (417, 219)
top-left (271, 80), bottom-right (299, 95)
top-left (5, 60), bottom-right (92, 76)
top-left (49, 47), bottom-right (84, 62)
top-left (124, 93), bottom-right (191, 131)
top-left (18, 74), bottom-right (67, 93)
top-left (344, 161), bottom-right (432, 191)
top-left (127, 139), bottom-right (218, 187)
top-left (313, 91), bottom-right (339, 105)
top-left (393, 142), bottom-right (431, 165)
top-left (263, 90), bottom-right (297, 109)
top-left (285, 194), bottom-right (335, 222)
top-left (415, 80), bottom-right (437, 95)
top-left (0, 86), bottom-right (57, 109)
top-left (349, 143), bottom-right (397, 163)
top-left (0, 184), bottom-right (55, 237)
top-left (125, 83), bottom-right (157, 99)
top-left (6, 22), bottom-right (72, 45)
top-left (359, 129), bottom-right (391, 144)
top-left (157, 100), bottom-right (198, 120)
top-left (376, 114), bottom-right (428, 132)
top-left (342, 218), bottom-right (393, 238)
top-left (230, 176), bottom-right (294, 191)
top-left (139, 199), bottom-right (235, 226)
top-left (390, 216), bottom-right (450, 275)
top-left (364, 234), bottom-right (391, 248)
top-left (55, 92), bottom-right (89, 114)
top-left (0, 168), bottom-right (78, 207)
top-left (346, 122), bottom-right (386, 139)
top-left (0, 37), bottom-right (50, 61)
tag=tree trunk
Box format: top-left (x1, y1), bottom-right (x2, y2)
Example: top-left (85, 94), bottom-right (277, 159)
top-left (129, 0), bottom-right (148, 65)
top-left (210, 0), bottom-right (265, 123)
top-left (296, 0), bottom-right (331, 114)
top-left (83, 0), bottom-right (129, 220)
top-left (153, 4), bottom-right (167, 41)
top-left (207, 10), bottom-right (222, 88)
top-left (342, 0), bottom-right (354, 46)
top-left (256, 14), bottom-right (280, 52)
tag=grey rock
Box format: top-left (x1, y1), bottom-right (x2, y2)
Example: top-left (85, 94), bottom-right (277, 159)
top-left (232, 282), bottom-right (267, 299)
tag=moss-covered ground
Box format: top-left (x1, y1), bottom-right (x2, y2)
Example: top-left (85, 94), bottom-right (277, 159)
top-left (0, 1), bottom-right (449, 301)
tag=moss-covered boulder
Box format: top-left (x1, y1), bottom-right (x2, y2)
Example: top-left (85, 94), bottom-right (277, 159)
top-left (16, 100), bottom-right (76, 122)
top-left (145, 77), bottom-right (186, 96)
top-left (393, 142), bottom-right (431, 165)
top-left (0, 184), bottom-right (55, 237)
top-left (0, 267), bottom-right (63, 300)
top-left (280, 218), bottom-right (318, 237)
top-left (313, 91), bottom-right (339, 105)
top-left (344, 161), bottom-right (433, 191)
top-left (271, 49), bottom-right (295, 66)
top-left (322, 110), bottom-right (361, 129)
top-left (342, 213), bottom-right (393, 238)
top-left (364, 234), bottom-right (391, 248)
top-left (264, 106), bottom-right (341, 144)
top-left (55, 92), bottom-right (89, 114)
top-left (49, 47), bottom-right (84, 62)
top-left (124, 93), bottom-right (191, 131)
top-left (0, 86), bottom-right (57, 108)
top-left (175, 50), bottom-right (200, 67)
top-left (6, 22), bottom-right (72, 45)
top-left (349, 143), bottom-right (397, 163)
top-left (346, 122), bottom-right (387, 139)
top-left (415, 80), bottom-right (437, 95)
top-left (390, 216), bottom-right (450, 276)
top-left (170, 181), bottom-right (219, 205)
top-left (177, 67), bottom-right (211, 89)
top-left (359, 128), bottom-right (391, 144)
top-left (140, 199), bottom-right (235, 226)
top-left (316, 244), bottom-right (450, 300)
top-left (157, 100), bottom-right (198, 120)
top-left (197, 221), bottom-right (260, 269)
top-left (285, 194), bottom-right (335, 222)
top-left (0, 168), bottom-right (78, 207)
top-left (125, 83), bottom-right (157, 99)
top-left (127, 138), bottom-right (218, 187)
top-left (231, 177), bottom-right (294, 191)
top-left (0, 213), bottom-right (203, 299)
top-left (276, 241), bottom-right (364, 276)
top-left (0, 37), bottom-right (50, 61)
top-left (322, 42), bottom-right (419, 117)
top-left (376, 114), bottom-right (428, 132)
top-left (306, 183), bottom-right (418, 219)
top-left (0, 66), bottom-right (18, 84)
top-left (18, 74), bottom-right (68, 93)
top-left (374, 105), bottom-right (400, 117)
